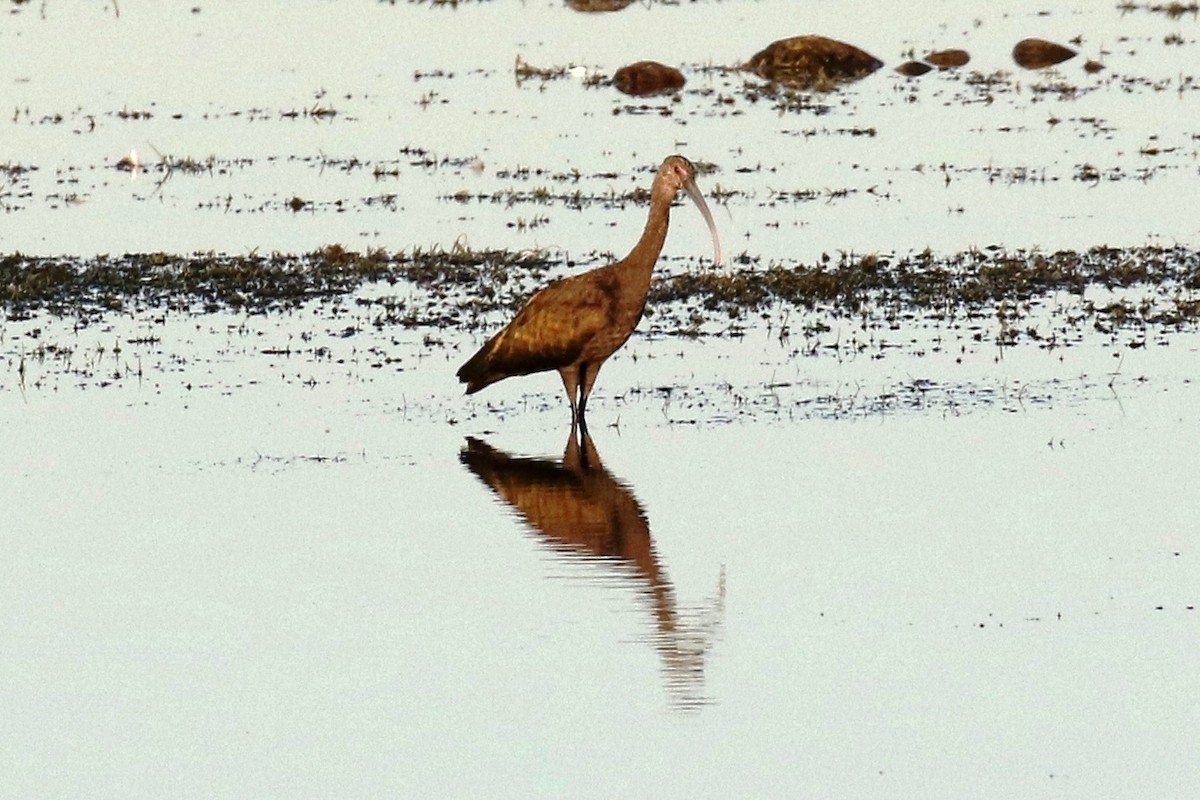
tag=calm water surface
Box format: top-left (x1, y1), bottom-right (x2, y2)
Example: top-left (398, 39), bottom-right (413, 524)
top-left (4, 303), bottom-right (1199, 797)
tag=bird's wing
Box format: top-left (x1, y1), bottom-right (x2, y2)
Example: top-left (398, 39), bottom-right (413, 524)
top-left (484, 275), bottom-right (614, 376)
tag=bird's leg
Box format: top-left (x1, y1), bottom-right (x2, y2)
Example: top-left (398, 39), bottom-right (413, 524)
top-left (578, 360), bottom-right (604, 423)
top-left (558, 365), bottom-right (581, 423)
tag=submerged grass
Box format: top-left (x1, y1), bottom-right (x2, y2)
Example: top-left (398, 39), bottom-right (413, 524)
top-left (3, 244), bottom-right (1199, 338)
top-left (0, 244), bottom-right (553, 320)
top-left (650, 246), bottom-right (1200, 325)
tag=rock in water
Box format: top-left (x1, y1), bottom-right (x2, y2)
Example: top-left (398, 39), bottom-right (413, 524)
top-left (566, 0), bottom-right (634, 10)
top-left (746, 35), bottom-right (883, 89)
top-left (925, 49), bottom-right (970, 69)
top-left (896, 61), bottom-right (934, 77)
top-left (1012, 38), bottom-right (1077, 69)
top-left (612, 61), bottom-right (686, 97)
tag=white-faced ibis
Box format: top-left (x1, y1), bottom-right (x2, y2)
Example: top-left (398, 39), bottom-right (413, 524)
top-left (457, 154), bottom-right (721, 424)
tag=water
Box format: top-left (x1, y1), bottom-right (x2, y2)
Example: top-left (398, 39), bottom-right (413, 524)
top-left (3, 298), bottom-right (1198, 797)
top-left (4, 1), bottom-right (1200, 797)
top-left (5, 0), bottom-right (1200, 258)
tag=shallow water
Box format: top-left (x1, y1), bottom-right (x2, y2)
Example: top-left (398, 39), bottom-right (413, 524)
top-left (4, 298), bottom-right (1199, 797)
top-left (4, 1), bottom-right (1200, 797)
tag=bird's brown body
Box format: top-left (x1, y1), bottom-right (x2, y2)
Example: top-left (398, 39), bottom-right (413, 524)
top-left (457, 154), bottom-right (721, 424)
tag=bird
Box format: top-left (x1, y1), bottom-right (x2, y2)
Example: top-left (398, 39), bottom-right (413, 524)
top-left (456, 154), bottom-right (722, 425)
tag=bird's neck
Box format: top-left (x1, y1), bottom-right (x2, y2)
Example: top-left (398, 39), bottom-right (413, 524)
top-left (620, 194), bottom-right (672, 282)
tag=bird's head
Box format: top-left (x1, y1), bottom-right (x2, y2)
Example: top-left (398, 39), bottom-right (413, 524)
top-left (657, 154), bottom-right (722, 266)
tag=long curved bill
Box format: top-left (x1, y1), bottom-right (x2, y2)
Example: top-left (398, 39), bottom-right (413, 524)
top-left (682, 177), bottom-right (723, 267)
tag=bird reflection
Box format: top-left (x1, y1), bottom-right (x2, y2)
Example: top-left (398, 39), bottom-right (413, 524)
top-left (459, 424), bottom-right (725, 710)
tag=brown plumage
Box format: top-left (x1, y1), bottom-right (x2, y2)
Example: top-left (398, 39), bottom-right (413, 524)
top-left (457, 154), bottom-right (722, 424)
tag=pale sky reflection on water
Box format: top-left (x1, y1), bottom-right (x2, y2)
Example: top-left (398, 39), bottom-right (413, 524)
top-left (2, 300), bottom-right (1198, 797)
